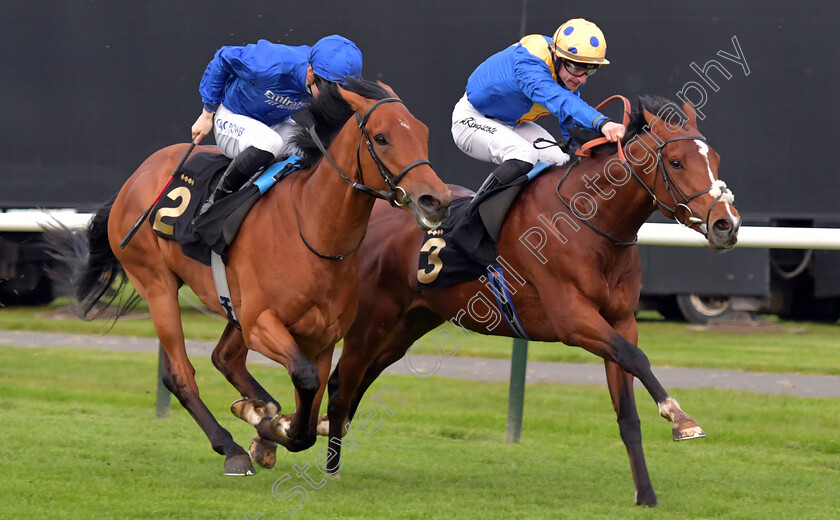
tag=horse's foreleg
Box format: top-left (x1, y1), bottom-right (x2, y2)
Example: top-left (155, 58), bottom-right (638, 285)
top-left (605, 360), bottom-right (657, 506)
top-left (606, 318), bottom-right (658, 505)
top-left (211, 322), bottom-right (280, 468)
top-left (246, 312), bottom-right (320, 453)
top-left (325, 353), bottom-right (375, 474)
top-left (326, 307), bottom-right (442, 474)
top-left (597, 331), bottom-right (705, 440)
top-left (556, 297), bottom-right (705, 441)
top-left (143, 283), bottom-right (253, 476)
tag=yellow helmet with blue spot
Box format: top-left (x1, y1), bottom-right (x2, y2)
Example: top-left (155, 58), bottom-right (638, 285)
top-left (551, 18), bottom-right (610, 65)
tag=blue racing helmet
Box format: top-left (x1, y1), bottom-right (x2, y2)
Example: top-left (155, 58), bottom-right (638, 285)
top-left (309, 35), bottom-right (363, 85)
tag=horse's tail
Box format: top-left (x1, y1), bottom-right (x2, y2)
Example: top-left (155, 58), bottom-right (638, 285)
top-left (44, 196), bottom-right (140, 320)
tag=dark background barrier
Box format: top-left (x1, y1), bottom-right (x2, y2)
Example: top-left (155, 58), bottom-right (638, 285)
top-left (2, 1), bottom-right (839, 316)
top-left (3, 1), bottom-right (836, 216)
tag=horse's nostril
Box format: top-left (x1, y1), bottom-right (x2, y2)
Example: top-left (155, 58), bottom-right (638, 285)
top-left (419, 194), bottom-right (440, 210)
top-left (713, 219), bottom-right (736, 236)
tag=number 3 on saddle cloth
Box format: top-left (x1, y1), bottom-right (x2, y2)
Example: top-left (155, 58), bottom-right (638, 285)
top-left (415, 161), bottom-right (552, 339)
top-left (148, 152), bottom-right (301, 265)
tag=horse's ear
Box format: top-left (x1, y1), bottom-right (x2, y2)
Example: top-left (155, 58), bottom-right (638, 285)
top-left (643, 103), bottom-right (691, 135)
top-left (642, 107), bottom-right (662, 133)
top-left (338, 86), bottom-right (374, 114)
top-left (377, 81), bottom-right (399, 99)
top-left (682, 101), bottom-right (698, 127)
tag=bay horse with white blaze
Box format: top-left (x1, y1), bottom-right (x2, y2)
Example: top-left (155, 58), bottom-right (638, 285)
top-left (46, 79), bottom-right (451, 476)
top-left (324, 96), bottom-right (739, 505)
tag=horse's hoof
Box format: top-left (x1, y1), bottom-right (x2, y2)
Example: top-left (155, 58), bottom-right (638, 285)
top-left (224, 453), bottom-right (256, 476)
top-left (231, 398), bottom-right (268, 426)
top-left (271, 414), bottom-right (292, 440)
top-left (316, 414), bottom-right (329, 436)
top-left (673, 421), bottom-right (706, 441)
top-left (254, 399), bottom-right (280, 418)
top-left (250, 436), bottom-right (277, 469)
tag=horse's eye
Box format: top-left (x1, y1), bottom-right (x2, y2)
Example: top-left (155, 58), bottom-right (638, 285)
top-left (374, 134), bottom-right (388, 146)
top-left (669, 159), bottom-right (683, 169)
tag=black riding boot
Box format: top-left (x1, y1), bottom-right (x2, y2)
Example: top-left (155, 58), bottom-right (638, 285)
top-left (471, 159), bottom-right (534, 202)
top-left (209, 146), bottom-right (275, 203)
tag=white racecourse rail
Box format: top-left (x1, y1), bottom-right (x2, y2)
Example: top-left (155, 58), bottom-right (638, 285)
top-left (0, 209), bottom-right (95, 232)
top-left (2, 210), bottom-right (840, 250)
top-left (638, 222), bottom-right (840, 250)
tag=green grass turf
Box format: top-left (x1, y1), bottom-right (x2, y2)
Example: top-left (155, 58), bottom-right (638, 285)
top-left (445, 314), bottom-right (840, 375)
top-left (0, 294), bottom-right (227, 341)
top-left (4, 297), bottom-right (837, 375)
top-left (0, 346), bottom-right (838, 519)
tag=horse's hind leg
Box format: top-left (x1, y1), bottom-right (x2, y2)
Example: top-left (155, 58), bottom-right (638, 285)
top-left (133, 274), bottom-right (254, 475)
top-left (211, 322), bottom-right (280, 468)
top-left (307, 344), bottom-right (335, 438)
top-left (213, 322), bottom-right (281, 409)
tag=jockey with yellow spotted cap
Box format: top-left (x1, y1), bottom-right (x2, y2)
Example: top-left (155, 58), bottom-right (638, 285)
top-left (451, 18), bottom-right (625, 201)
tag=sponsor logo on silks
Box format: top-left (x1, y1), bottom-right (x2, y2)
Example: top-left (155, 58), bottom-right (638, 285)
top-left (457, 116), bottom-right (498, 134)
top-left (264, 90), bottom-right (308, 111)
top-left (215, 118), bottom-right (246, 137)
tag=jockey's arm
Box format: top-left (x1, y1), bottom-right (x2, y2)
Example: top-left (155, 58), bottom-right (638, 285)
top-left (191, 108), bottom-right (215, 144)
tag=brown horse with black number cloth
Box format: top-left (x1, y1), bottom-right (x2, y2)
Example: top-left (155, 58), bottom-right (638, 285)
top-left (45, 78), bottom-right (451, 476)
top-left (322, 95), bottom-right (740, 505)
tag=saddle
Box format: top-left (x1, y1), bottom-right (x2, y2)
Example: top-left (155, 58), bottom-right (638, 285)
top-left (149, 152), bottom-right (301, 265)
top-left (417, 162), bottom-right (552, 291)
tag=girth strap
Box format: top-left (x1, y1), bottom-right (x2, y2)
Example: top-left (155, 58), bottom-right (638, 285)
top-left (484, 266), bottom-right (530, 340)
top-left (211, 251), bottom-right (240, 328)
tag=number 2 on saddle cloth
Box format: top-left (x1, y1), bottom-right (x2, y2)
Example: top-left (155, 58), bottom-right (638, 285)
top-left (148, 152), bottom-right (301, 265)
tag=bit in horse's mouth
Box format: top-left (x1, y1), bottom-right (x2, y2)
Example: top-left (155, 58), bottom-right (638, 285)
top-left (419, 214), bottom-right (442, 231)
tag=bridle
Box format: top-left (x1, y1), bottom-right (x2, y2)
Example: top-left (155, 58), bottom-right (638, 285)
top-left (636, 135), bottom-right (719, 233)
top-left (294, 96), bottom-right (433, 260)
top-left (556, 96), bottom-right (730, 246)
top-left (303, 96), bottom-right (432, 208)
top-left (355, 98), bottom-right (433, 207)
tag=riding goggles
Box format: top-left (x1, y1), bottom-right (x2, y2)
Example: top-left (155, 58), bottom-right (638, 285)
top-left (562, 59), bottom-right (599, 77)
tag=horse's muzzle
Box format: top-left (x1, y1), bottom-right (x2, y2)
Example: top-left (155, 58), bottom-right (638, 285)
top-left (708, 215), bottom-right (740, 250)
top-left (412, 192), bottom-right (451, 230)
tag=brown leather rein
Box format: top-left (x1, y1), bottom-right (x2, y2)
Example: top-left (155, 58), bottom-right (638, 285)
top-left (557, 95), bottom-right (719, 246)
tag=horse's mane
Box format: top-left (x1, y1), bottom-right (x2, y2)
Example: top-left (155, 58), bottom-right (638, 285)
top-left (568, 95), bottom-right (686, 155)
top-left (291, 77), bottom-right (391, 169)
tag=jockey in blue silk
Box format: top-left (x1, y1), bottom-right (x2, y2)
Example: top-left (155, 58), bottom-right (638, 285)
top-left (451, 18), bottom-right (626, 200)
top-left (191, 35), bottom-right (363, 208)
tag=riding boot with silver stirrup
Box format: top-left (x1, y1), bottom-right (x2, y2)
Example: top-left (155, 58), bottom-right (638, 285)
top-left (471, 159), bottom-right (534, 203)
top-left (200, 146), bottom-right (274, 214)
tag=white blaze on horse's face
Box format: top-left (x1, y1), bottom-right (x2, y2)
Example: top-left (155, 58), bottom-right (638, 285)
top-left (694, 139), bottom-right (740, 246)
top-left (696, 140), bottom-right (736, 207)
top-left (695, 140), bottom-right (715, 184)
top-left (399, 119), bottom-right (411, 130)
